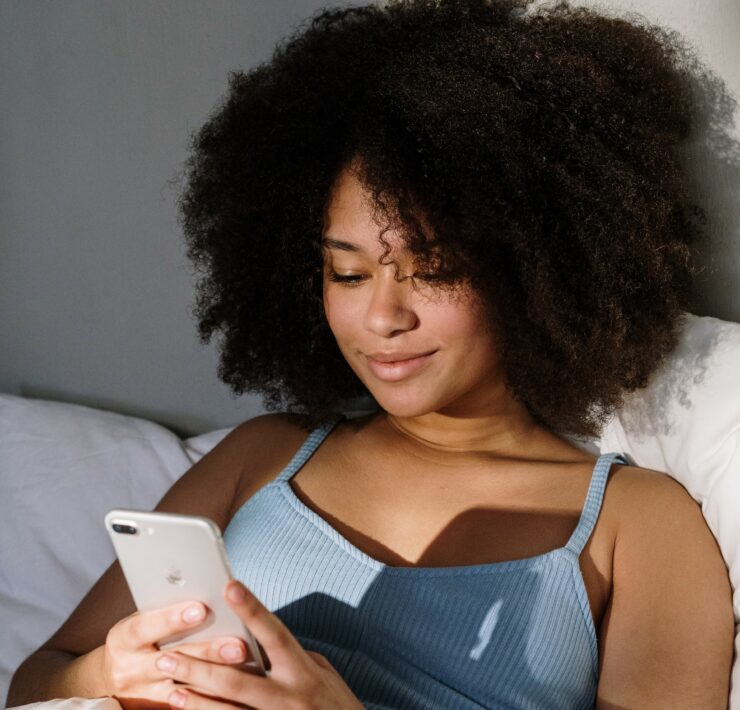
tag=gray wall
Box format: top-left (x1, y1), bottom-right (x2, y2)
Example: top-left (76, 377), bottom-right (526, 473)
top-left (1, 0), bottom-right (738, 437)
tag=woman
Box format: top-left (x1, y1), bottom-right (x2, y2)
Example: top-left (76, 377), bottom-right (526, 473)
top-left (9, 0), bottom-right (735, 708)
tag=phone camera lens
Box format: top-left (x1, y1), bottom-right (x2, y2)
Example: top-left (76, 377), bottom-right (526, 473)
top-left (112, 523), bottom-right (138, 535)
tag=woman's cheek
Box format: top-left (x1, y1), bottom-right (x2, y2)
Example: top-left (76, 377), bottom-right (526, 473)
top-left (323, 288), bottom-right (355, 339)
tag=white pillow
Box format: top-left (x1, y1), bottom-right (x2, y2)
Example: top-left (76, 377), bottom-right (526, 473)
top-left (0, 393), bottom-right (232, 707)
top-left (598, 313), bottom-right (740, 705)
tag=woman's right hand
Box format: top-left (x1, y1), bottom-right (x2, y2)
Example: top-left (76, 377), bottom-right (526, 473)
top-left (101, 600), bottom-right (250, 709)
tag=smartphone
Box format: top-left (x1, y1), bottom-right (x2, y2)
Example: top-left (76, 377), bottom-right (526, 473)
top-left (105, 508), bottom-right (268, 676)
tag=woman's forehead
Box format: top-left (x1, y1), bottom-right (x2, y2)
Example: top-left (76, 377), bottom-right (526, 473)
top-left (321, 232), bottom-right (411, 256)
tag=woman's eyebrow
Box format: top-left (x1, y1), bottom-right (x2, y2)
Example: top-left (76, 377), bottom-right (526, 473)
top-left (320, 236), bottom-right (364, 253)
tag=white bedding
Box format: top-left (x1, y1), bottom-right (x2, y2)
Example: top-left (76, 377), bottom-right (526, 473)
top-left (10, 699), bottom-right (122, 710)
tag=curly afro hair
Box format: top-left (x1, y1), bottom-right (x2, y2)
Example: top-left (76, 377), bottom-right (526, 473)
top-left (178, 0), bottom-right (728, 438)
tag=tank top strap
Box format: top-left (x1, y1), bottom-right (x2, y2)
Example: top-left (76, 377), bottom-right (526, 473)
top-left (564, 451), bottom-right (629, 556)
top-left (273, 412), bottom-right (347, 483)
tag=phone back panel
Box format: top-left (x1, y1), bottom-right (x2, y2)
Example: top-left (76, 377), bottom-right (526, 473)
top-left (105, 508), bottom-right (265, 674)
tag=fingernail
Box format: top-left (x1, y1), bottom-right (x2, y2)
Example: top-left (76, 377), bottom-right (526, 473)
top-left (168, 690), bottom-right (186, 708)
top-left (220, 643), bottom-right (244, 661)
top-left (227, 583), bottom-right (246, 603)
top-left (157, 654), bottom-right (177, 673)
top-left (182, 604), bottom-right (205, 623)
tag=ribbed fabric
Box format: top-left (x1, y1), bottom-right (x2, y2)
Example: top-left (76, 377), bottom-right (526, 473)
top-left (223, 413), bottom-right (627, 709)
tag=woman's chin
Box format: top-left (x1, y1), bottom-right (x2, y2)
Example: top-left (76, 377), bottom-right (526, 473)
top-left (367, 390), bottom-right (438, 419)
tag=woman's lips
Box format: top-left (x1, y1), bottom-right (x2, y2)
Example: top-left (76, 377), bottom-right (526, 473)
top-left (365, 351), bottom-right (437, 382)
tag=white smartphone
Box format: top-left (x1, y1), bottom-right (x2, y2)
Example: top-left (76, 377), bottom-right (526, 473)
top-left (105, 508), bottom-right (268, 676)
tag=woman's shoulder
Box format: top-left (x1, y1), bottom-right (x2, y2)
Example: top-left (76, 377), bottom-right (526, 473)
top-left (596, 462), bottom-right (734, 702)
top-left (226, 412), bottom-right (339, 521)
top-left (232, 411), bottom-right (312, 447)
top-left (604, 461), bottom-right (700, 521)
top-left (601, 462), bottom-right (709, 552)
top-left (603, 459), bottom-right (730, 607)
top-left (231, 410), bottom-right (349, 459)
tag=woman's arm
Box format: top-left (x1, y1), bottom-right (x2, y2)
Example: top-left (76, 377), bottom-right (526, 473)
top-left (7, 413), bottom-right (291, 705)
top-left (596, 469), bottom-right (735, 709)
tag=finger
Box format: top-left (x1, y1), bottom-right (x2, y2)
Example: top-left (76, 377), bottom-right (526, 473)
top-left (167, 636), bottom-right (250, 665)
top-left (115, 601), bottom-right (209, 651)
top-left (156, 651), bottom-right (276, 709)
top-left (223, 580), bottom-right (306, 671)
top-left (166, 686), bottom-right (253, 710)
top-left (168, 685), bottom-right (258, 710)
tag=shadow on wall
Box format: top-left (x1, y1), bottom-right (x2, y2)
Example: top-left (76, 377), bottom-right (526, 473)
top-left (680, 57), bottom-right (740, 322)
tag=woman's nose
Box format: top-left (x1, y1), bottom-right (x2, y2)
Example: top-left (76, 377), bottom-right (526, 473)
top-left (363, 274), bottom-right (419, 337)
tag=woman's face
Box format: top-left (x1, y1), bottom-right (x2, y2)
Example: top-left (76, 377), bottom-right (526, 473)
top-left (322, 167), bottom-right (504, 419)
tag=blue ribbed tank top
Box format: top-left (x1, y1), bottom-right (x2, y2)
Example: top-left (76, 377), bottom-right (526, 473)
top-left (223, 413), bottom-right (628, 709)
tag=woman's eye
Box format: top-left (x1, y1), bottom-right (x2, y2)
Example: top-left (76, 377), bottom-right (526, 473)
top-left (327, 270), bottom-right (366, 286)
top-left (326, 270), bottom-right (444, 286)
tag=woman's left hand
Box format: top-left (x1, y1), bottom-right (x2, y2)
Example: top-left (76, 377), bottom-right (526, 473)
top-left (156, 579), bottom-right (364, 709)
